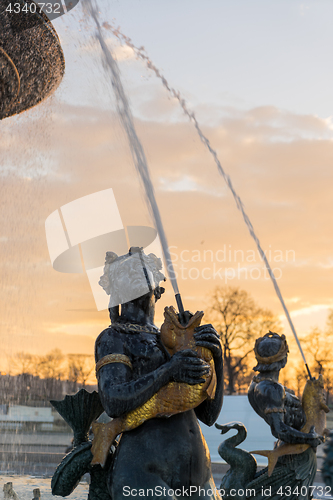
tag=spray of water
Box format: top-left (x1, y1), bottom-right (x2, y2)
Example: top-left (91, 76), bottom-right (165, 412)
top-left (83, 0), bottom-right (179, 297)
top-left (105, 26), bottom-right (310, 374)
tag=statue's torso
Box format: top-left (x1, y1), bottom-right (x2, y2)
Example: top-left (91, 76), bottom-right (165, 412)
top-left (248, 378), bottom-right (305, 431)
top-left (96, 326), bottom-right (213, 489)
top-left (113, 410), bottom-right (211, 489)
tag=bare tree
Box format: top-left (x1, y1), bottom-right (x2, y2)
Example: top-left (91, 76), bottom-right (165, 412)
top-left (232, 353), bottom-right (254, 394)
top-left (293, 364), bottom-right (307, 399)
top-left (12, 352), bottom-right (35, 375)
top-left (208, 286), bottom-right (282, 394)
top-left (302, 324), bottom-right (333, 404)
top-left (67, 354), bottom-right (95, 387)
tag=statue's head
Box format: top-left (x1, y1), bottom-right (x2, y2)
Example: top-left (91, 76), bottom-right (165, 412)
top-left (253, 331), bottom-right (289, 372)
top-left (99, 247), bottom-right (166, 308)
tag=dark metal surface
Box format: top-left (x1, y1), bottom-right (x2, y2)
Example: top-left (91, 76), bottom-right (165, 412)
top-left (51, 389), bottom-right (104, 447)
top-left (0, 0), bottom-right (65, 120)
top-left (216, 333), bottom-right (322, 500)
top-left (51, 282), bottom-right (223, 498)
top-left (51, 390), bottom-right (111, 500)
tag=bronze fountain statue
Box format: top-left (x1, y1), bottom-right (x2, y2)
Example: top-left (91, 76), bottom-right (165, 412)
top-left (3, 4), bottom-right (328, 496)
top-left (216, 332), bottom-right (328, 500)
top-left (0, 0), bottom-right (65, 120)
top-left (51, 247), bottom-right (224, 499)
top-left (49, 252), bottom-right (328, 499)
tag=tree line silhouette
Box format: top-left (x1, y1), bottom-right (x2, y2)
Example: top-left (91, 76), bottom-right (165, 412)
top-left (0, 350), bottom-right (95, 405)
top-left (2, 286), bottom-right (332, 404)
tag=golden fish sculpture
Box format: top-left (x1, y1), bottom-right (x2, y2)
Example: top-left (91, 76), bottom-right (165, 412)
top-left (251, 375), bottom-right (329, 477)
top-left (91, 306), bottom-right (217, 467)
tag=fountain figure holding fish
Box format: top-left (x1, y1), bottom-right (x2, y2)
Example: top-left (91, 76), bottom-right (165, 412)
top-left (51, 247), bottom-right (224, 499)
top-left (216, 331), bottom-right (328, 500)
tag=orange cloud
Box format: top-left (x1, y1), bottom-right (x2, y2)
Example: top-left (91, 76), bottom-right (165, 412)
top-left (1, 88), bottom-right (333, 367)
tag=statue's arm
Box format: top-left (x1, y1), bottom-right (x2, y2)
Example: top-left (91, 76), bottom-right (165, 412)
top-left (255, 382), bottom-right (323, 447)
top-left (95, 332), bottom-right (170, 418)
top-left (193, 324), bottom-right (223, 426)
top-left (96, 331), bottom-right (210, 418)
top-left (97, 364), bottom-right (174, 419)
top-left (269, 414), bottom-right (323, 447)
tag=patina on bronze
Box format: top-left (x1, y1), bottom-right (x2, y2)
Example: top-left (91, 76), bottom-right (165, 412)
top-left (216, 332), bottom-right (326, 500)
top-left (91, 306), bottom-right (217, 467)
top-left (251, 373), bottom-right (329, 476)
top-left (51, 389), bottom-right (111, 500)
top-left (51, 248), bottom-right (224, 499)
top-left (0, 0), bottom-right (65, 120)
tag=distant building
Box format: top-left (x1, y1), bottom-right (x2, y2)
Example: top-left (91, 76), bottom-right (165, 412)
top-left (0, 405), bottom-right (54, 430)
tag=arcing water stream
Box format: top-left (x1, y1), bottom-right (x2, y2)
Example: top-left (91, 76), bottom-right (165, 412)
top-left (83, 0), bottom-right (180, 298)
top-left (84, 3), bottom-right (310, 373)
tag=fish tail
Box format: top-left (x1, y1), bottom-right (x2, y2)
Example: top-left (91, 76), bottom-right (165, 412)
top-left (91, 419), bottom-right (122, 467)
top-left (250, 450), bottom-right (278, 477)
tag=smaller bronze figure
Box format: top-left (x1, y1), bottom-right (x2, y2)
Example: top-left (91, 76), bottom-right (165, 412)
top-left (217, 332), bottom-right (327, 500)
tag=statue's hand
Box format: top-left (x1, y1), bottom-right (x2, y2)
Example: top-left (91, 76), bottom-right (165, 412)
top-left (169, 349), bottom-right (210, 385)
top-left (307, 425), bottom-right (325, 448)
top-left (194, 324), bottom-right (222, 365)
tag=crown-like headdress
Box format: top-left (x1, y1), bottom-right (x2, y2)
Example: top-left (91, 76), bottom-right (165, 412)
top-left (254, 332), bottom-right (289, 364)
top-left (98, 247), bottom-right (165, 307)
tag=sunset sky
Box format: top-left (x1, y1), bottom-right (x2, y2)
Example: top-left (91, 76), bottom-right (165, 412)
top-left (1, 0), bottom-right (333, 374)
